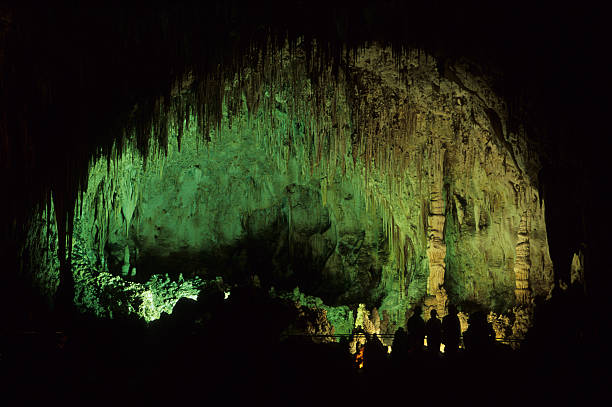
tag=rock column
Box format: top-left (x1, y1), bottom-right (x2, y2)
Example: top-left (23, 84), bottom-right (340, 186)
top-left (425, 144), bottom-right (448, 316)
top-left (514, 212), bottom-right (531, 304)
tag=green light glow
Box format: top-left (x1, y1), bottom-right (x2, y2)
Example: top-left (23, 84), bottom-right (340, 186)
top-left (23, 46), bottom-right (554, 345)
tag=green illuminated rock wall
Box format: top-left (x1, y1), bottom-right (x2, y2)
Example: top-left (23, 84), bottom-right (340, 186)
top-left (27, 45), bottom-right (554, 335)
top-left (77, 119), bottom-right (390, 308)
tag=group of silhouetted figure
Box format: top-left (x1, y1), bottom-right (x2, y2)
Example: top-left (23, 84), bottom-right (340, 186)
top-left (398, 305), bottom-right (464, 358)
top-left (351, 304), bottom-right (500, 370)
top-left (3, 274), bottom-right (601, 405)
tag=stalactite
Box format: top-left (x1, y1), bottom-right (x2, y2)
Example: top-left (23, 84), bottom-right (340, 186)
top-left (9, 20), bottom-right (445, 318)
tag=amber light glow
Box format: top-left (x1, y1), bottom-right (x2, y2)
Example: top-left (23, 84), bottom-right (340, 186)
top-left (355, 346), bottom-right (364, 369)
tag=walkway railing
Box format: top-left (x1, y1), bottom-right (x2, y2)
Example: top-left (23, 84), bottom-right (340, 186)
top-left (282, 333), bottom-right (525, 346)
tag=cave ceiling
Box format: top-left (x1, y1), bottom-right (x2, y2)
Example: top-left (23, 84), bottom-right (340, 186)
top-left (0, 1), bottom-right (607, 325)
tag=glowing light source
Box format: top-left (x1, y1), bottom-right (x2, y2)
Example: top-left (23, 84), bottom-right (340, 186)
top-left (355, 346), bottom-right (364, 369)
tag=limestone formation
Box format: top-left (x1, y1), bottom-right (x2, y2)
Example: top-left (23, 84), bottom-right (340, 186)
top-left (27, 44), bottom-right (555, 343)
top-left (514, 212), bottom-right (531, 305)
top-left (425, 143), bottom-right (448, 317)
top-left (571, 250), bottom-right (585, 286)
top-left (291, 302), bottom-right (335, 344)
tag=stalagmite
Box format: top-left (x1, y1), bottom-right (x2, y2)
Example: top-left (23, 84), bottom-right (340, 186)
top-left (425, 143), bottom-right (448, 316)
top-left (514, 212), bottom-right (531, 305)
top-left (570, 250), bottom-right (585, 287)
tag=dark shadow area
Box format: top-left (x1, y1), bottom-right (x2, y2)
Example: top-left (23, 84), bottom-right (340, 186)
top-left (1, 284), bottom-right (604, 405)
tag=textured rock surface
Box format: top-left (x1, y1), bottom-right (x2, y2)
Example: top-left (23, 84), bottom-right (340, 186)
top-left (84, 130), bottom-right (389, 308)
top-left (346, 46), bottom-right (554, 317)
top-left (514, 213), bottom-right (532, 305)
top-left (29, 44), bottom-right (554, 337)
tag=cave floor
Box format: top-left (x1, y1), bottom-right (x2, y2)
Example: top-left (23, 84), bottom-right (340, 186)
top-left (1, 319), bottom-right (605, 406)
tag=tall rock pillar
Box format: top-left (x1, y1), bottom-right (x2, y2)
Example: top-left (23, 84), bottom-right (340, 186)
top-left (425, 144), bottom-right (448, 316)
top-left (514, 212), bottom-right (531, 305)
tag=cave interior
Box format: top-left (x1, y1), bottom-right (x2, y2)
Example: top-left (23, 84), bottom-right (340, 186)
top-left (0, 1), bottom-right (608, 404)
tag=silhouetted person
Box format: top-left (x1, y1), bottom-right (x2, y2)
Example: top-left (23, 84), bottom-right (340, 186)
top-left (524, 295), bottom-right (548, 354)
top-left (391, 327), bottom-right (409, 363)
top-left (407, 306), bottom-right (425, 352)
top-left (365, 333), bottom-right (387, 371)
top-left (425, 309), bottom-right (442, 356)
top-left (172, 297), bottom-right (199, 332)
top-left (372, 333), bottom-right (385, 351)
top-left (442, 304), bottom-right (461, 356)
top-left (463, 311), bottom-right (495, 354)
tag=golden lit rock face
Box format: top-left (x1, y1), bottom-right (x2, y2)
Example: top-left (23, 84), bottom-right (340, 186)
top-left (571, 250), bottom-right (585, 286)
top-left (425, 146), bottom-right (448, 317)
top-left (514, 213), bottom-right (531, 305)
top-left (348, 45), bottom-right (554, 314)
